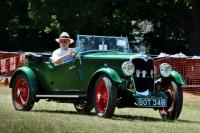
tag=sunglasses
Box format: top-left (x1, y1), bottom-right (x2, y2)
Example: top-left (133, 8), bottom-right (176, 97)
top-left (59, 39), bottom-right (69, 43)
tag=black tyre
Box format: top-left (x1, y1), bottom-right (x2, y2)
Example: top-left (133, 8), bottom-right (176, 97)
top-left (12, 73), bottom-right (36, 111)
top-left (74, 101), bottom-right (92, 114)
top-left (159, 80), bottom-right (183, 120)
top-left (93, 75), bottom-right (117, 118)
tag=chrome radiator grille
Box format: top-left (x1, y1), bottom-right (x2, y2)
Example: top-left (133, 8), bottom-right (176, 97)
top-left (132, 59), bottom-right (154, 92)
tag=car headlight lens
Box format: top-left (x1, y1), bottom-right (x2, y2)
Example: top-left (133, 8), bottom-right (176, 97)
top-left (121, 61), bottom-right (135, 76)
top-left (159, 63), bottom-right (172, 77)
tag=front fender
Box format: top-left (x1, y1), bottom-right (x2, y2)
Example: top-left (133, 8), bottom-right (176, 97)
top-left (170, 70), bottom-right (185, 85)
top-left (9, 66), bottom-right (37, 88)
top-left (94, 67), bottom-right (123, 83)
top-left (155, 70), bottom-right (185, 85)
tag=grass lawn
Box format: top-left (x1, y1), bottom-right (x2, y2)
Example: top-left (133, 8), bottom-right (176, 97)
top-left (1, 86), bottom-right (200, 133)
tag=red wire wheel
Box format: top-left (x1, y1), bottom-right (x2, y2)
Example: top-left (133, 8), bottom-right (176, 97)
top-left (94, 75), bottom-right (116, 118)
top-left (159, 80), bottom-right (183, 120)
top-left (13, 78), bottom-right (29, 109)
top-left (96, 81), bottom-right (109, 113)
top-left (12, 73), bottom-right (36, 111)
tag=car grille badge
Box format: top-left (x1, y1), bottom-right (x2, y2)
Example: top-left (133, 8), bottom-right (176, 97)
top-left (136, 70), bottom-right (141, 77)
top-left (142, 70), bottom-right (147, 78)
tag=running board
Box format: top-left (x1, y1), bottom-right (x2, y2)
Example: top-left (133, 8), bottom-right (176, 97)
top-left (36, 94), bottom-right (86, 98)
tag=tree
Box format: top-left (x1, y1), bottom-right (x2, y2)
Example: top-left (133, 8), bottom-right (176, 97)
top-left (28, 0), bottom-right (199, 54)
top-left (191, 0), bottom-right (200, 55)
top-left (0, 0), bottom-right (199, 54)
top-left (28, 0), bottom-right (135, 35)
top-left (0, 1), bottom-right (12, 50)
top-left (132, 0), bottom-right (199, 55)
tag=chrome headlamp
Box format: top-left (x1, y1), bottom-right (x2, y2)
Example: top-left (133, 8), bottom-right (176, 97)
top-left (159, 63), bottom-right (172, 77)
top-left (121, 61), bottom-right (135, 76)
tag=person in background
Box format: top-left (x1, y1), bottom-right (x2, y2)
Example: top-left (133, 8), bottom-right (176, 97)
top-left (51, 32), bottom-right (77, 65)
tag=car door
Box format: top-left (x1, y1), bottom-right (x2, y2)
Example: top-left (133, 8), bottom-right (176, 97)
top-left (50, 59), bottom-right (81, 91)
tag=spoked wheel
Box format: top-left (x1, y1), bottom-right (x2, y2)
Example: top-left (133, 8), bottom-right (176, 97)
top-left (12, 73), bottom-right (36, 111)
top-left (74, 101), bottom-right (92, 114)
top-left (159, 80), bottom-right (183, 120)
top-left (94, 75), bottom-right (117, 118)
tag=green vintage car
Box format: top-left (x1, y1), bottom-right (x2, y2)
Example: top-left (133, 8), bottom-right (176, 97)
top-left (9, 35), bottom-right (185, 120)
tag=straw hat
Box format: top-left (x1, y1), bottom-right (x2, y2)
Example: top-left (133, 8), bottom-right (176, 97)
top-left (55, 32), bottom-right (74, 44)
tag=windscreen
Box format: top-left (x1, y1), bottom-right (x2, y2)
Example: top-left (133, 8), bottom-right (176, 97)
top-left (76, 35), bottom-right (130, 53)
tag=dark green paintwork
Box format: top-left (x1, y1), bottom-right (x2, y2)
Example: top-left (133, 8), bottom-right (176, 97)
top-left (171, 70), bottom-right (185, 85)
top-left (81, 52), bottom-right (134, 60)
top-left (10, 51), bottom-right (184, 98)
top-left (77, 52), bottom-right (133, 91)
top-left (94, 67), bottom-right (123, 83)
top-left (9, 66), bottom-right (37, 90)
top-left (10, 52), bottom-right (136, 93)
top-left (9, 35), bottom-right (185, 113)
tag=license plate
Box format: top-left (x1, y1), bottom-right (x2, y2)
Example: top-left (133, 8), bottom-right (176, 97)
top-left (137, 98), bottom-right (167, 107)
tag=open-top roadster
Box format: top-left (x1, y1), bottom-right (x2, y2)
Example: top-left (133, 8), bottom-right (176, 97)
top-left (9, 35), bottom-right (185, 120)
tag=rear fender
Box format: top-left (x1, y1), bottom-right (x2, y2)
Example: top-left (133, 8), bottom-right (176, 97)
top-left (9, 66), bottom-right (37, 89)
